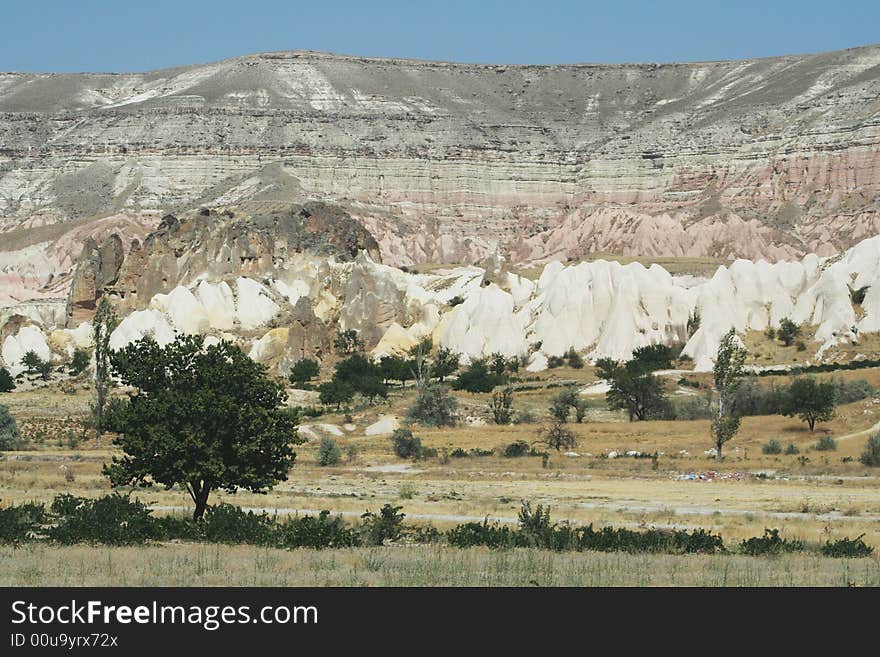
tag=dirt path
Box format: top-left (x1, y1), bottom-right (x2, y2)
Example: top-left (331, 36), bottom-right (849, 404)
top-left (835, 419), bottom-right (880, 443)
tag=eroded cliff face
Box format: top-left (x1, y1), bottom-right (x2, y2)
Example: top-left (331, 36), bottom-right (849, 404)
top-left (1, 45), bottom-right (879, 274)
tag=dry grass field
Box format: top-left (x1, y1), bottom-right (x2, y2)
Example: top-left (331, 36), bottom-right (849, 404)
top-left (2, 360), bottom-right (880, 586)
top-left (2, 544), bottom-right (878, 587)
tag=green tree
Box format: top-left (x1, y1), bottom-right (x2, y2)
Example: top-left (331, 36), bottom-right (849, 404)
top-left (334, 353), bottom-right (387, 403)
top-left (289, 358), bottom-right (320, 388)
top-left (0, 368), bottom-right (14, 393)
top-left (103, 335), bottom-right (300, 520)
top-left (490, 386), bottom-right (514, 425)
top-left (777, 318), bottom-right (801, 347)
top-left (631, 344), bottom-right (675, 371)
top-left (432, 347), bottom-right (460, 382)
top-left (406, 382), bottom-right (458, 427)
top-left (379, 354), bottom-right (415, 387)
top-left (0, 404), bottom-right (20, 450)
top-left (783, 377), bottom-right (836, 431)
top-left (21, 350), bottom-right (43, 375)
top-left (333, 329), bottom-right (364, 354)
top-left (318, 379), bottom-right (354, 410)
top-left (69, 348), bottom-right (90, 376)
top-left (489, 352), bottom-right (509, 378)
top-left (316, 437), bottom-right (341, 466)
top-left (535, 421), bottom-right (577, 452)
top-left (453, 359), bottom-right (503, 393)
top-left (92, 298), bottom-right (118, 447)
top-left (596, 357), bottom-right (667, 421)
top-left (711, 328), bottom-right (747, 461)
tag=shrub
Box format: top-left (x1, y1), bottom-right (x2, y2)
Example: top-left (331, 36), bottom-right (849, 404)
top-left (535, 421), bottom-right (577, 452)
top-left (671, 395), bottom-right (713, 420)
top-left (815, 436), bottom-right (837, 451)
top-left (200, 503), bottom-right (275, 545)
top-left (277, 511), bottom-right (359, 548)
top-left (777, 318), bottom-right (801, 347)
top-left (503, 440), bottom-right (530, 457)
top-left (565, 348), bottom-right (584, 369)
top-left (858, 433), bottom-right (880, 466)
top-left (489, 386), bottom-right (514, 424)
top-left (739, 528), bottom-right (805, 556)
top-left (833, 378), bottom-right (875, 404)
top-left (821, 535), bottom-right (874, 558)
top-left (360, 504), bottom-right (405, 545)
top-left (0, 502), bottom-right (46, 544)
top-left (762, 439), bottom-right (782, 455)
top-left (795, 340), bottom-right (807, 352)
top-left (391, 429), bottom-right (423, 459)
top-left (784, 442), bottom-right (800, 455)
top-left (316, 437), bottom-right (341, 466)
top-left (546, 355), bottom-right (565, 369)
top-left (0, 404), bottom-right (21, 450)
top-left (69, 348), bottom-right (90, 376)
top-left (406, 382), bottom-right (458, 427)
top-left (0, 367), bottom-right (14, 392)
top-left (447, 295), bottom-right (465, 307)
top-left (48, 494), bottom-right (155, 546)
top-left (447, 519), bottom-right (516, 549)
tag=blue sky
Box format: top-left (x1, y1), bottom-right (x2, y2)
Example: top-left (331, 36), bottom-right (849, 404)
top-left (2, 0), bottom-right (878, 72)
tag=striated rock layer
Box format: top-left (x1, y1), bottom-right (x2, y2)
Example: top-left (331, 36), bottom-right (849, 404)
top-left (0, 45), bottom-right (879, 277)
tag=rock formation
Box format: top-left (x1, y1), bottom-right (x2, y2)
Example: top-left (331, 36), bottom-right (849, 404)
top-left (0, 45), bottom-right (879, 274)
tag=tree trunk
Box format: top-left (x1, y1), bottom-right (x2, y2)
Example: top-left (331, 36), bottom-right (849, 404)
top-left (808, 417), bottom-right (815, 431)
top-left (190, 482), bottom-right (211, 521)
top-left (716, 445), bottom-right (723, 462)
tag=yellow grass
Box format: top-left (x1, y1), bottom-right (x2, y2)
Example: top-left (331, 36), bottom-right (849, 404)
top-left (1, 544), bottom-right (877, 586)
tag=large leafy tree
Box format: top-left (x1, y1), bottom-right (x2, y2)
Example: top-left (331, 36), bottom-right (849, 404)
top-left (711, 328), bottom-right (747, 461)
top-left (432, 347), bottom-right (460, 383)
top-left (596, 357), bottom-right (667, 421)
top-left (0, 367), bottom-right (14, 393)
top-left (103, 335), bottom-right (300, 520)
top-left (783, 377), bottom-right (836, 431)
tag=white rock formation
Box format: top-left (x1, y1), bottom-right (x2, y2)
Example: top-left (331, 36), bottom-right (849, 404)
top-left (364, 415), bottom-right (400, 436)
top-left (1, 325), bottom-right (52, 373)
top-left (109, 309), bottom-right (176, 350)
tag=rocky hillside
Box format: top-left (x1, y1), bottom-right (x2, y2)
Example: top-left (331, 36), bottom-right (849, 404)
top-left (1, 45), bottom-right (879, 272)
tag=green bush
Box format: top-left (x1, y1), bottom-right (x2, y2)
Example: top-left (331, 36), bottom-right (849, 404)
top-left (69, 348), bottom-right (90, 376)
top-left (815, 436), bottom-right (837, 451)
top-left (762, 439), bottom-right (782, 455)
top-left (316, 437), bottom-right (341, 466)
top-left (546, 355), bottom-right (565, 369)
top-left (277, 511), bottom-right (359, 548)
top-left (391, 429), bottom-right (423, 459)
top-left (565, 348), bottom-right (584, 369)
top-left (360, 504), bottom-right (405, 545)
top-left (784, 442), bottom-right (800, 455)
top-left (0, 502), bottom-right (46, 544)
top-left (0, 404), bottom-right (21, 450)
top-left (739, 528), bottom-right (805, 556)
top-left (406, 382), bottom-right (458, 427)
top-left (200, 503), bottom-right (275, 545)
top-left (503, 440), bottom-right (530, 457)
top-left (48, 494), bottom-right (155, 546)
top-left (821, 535), bottom-right (874, 558)
top-left (859, 433), bottom-right (880, 466)
top-left (0, 367), bottom-right (15, 392)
